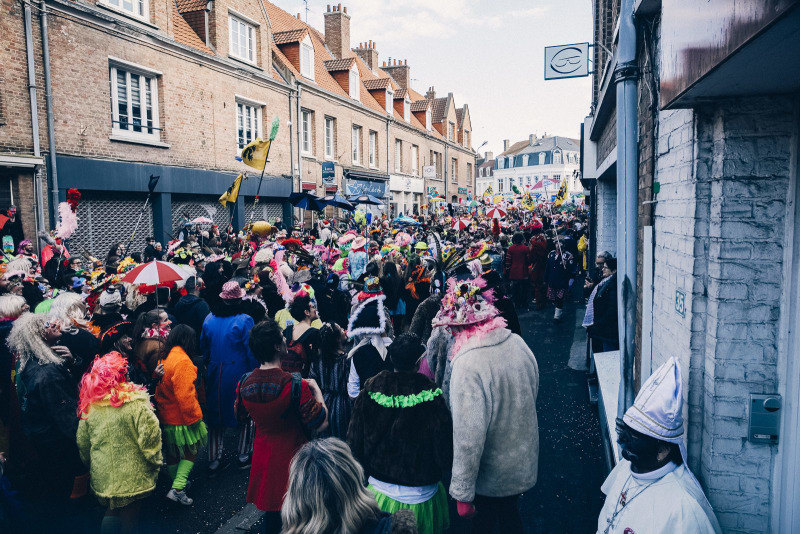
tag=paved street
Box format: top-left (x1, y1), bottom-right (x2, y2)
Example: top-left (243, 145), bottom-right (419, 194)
top-left (137, 293), bottom-right (606, 534)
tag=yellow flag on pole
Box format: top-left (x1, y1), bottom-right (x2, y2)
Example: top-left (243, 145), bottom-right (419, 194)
top-left (240, 138), bottom-right (271, 170)
top-left (483, 185), bottom-right (493, 197)
top-left (219, 174), bottom-right (243, 207)
top-left (554, 179), bottom-right (568, 207)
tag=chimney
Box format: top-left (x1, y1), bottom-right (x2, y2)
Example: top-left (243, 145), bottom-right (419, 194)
top-left (425, 86), bottom-right (436, 100)
top-left (486, 151), bottom-right (493, 161)
top-left (383, 59), bottom-right (410, 89)
top-left (503, 139), bottom-right (509, 151)
top-left (529, 134), bottom-right (537, 145)
top-left (354, 40), bottom-right (378, 71)
top-left (324, 4), bottom-right (351, 59)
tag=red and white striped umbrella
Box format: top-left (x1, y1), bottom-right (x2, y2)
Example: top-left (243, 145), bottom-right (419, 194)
top-left (451, 218), bottom-right (470, 231)
top-left (121, 260), bottom-right (187, 286)
top-left (486, 207), bottom-right (507, 219)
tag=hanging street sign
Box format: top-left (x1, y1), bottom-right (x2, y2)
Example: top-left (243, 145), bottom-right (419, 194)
top-left (544, 42), bottom-right (590, 79)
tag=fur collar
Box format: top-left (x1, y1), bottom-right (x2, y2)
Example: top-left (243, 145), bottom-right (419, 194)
top-left (451, 323), bottom-right (512, 363)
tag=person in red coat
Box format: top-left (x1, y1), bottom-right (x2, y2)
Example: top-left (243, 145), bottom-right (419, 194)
top-left (528, 231), bottom-right (548, 310)
top-left (504, 233), bottom-right (531, 310)
top-left (238, 319), bottom-right (328, 534)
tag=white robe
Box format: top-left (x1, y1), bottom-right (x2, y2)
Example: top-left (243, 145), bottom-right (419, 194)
top-left (597, 460), bottom-right (722, 534)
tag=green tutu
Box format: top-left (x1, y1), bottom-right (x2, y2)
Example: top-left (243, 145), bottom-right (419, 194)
top-left (368, 482), bottom-right (449, 534)
top-left (162, 420), bottom-right (208, 458)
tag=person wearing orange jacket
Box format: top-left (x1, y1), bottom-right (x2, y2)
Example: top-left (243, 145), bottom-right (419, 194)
top-left (155, 324), bottom-right (207, 506)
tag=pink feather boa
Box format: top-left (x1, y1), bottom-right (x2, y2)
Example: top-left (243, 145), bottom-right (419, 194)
top-left (450, 316), bottom-right (508, 359)
top-left (55, 202), bottom-right (78, 239)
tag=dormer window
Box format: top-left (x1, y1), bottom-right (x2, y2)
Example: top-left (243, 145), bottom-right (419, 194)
top-left (554, 151), bottom-right (562, 164)
top-left (349, 67), bottom-right (360, 100)
top-left (300, 35), bottom-right (314, 80)
top-left (403, 98), bottom-right (411, 122)
top-left (425, 108), bottom-right (432, 131)
top-left (385, 88), bottom-right (394, 114)
top-left (538, 153), bottom-right (545, 165)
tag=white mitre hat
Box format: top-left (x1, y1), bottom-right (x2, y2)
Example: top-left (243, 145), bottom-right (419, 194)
top-left (623, 356), bottom-right (684, 442)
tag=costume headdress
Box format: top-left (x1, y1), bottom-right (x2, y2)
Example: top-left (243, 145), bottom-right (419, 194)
top-left (347, 292), bottom-right (388, 338)
top-left (433, 276), bottom-right (499, 327)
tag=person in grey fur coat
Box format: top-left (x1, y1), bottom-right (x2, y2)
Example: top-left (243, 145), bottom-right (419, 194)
top-left (434, 277), bottom-right (539, 533)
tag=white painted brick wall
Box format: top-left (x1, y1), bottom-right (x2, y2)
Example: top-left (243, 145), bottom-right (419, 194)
top-left (648, 97), bottom-right (794, 534)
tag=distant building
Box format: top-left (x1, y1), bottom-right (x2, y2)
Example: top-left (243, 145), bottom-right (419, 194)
top-left (482, 135), bottom-right (581, 198)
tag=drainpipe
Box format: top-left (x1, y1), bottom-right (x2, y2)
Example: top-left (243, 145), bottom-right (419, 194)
top-left (615, 0), bottom-right (638, 417)
top-left (40, 1), bottom-right (59, 229)
top-left (295, 85), bottom-right (302, 225)
top-left (385, 118), bottom-right (390, 214)
top-left (23, 0), bottom-right (44, 248)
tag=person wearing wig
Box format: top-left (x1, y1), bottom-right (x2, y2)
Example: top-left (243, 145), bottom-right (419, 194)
top-left (280, 438), bottom-right (418, 534)
top-left (76, 352), bottom-right (162, 534)
top-left (8, 312), bottom-right (87, 530)
top-left (434, 277), bottom-right (540, 533)
top-left (155, 324), bottom-right (207, 505)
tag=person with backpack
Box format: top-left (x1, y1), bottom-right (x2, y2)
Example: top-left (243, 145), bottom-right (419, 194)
top-left (238, 319), bottom-right (328, 534)
top-left (281, 438), bottom-right (418, 534)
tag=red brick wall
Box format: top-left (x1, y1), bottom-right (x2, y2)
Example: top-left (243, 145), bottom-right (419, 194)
top-left (183, 10), bottom-right (206, 43)
top-left (280, 43), bottom-right (300, 71)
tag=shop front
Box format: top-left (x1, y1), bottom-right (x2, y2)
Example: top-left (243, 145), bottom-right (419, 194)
top-left (389, 174), bottom-right (424, 217)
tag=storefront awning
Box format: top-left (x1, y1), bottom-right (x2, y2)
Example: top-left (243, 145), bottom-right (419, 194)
top-left (343, 169), bottom-right (389, 182)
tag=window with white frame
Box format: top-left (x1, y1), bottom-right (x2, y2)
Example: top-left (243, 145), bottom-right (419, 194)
top-left (425, 109), bottom-right (432, 131)
top-left (104, 0), bottom-right (147, 19)
top-left (236, 100), bottom-right (262, 151)
top-left (538, 152), bottom-right (546, 165)
top-left (498, 179), bottom-right (504, 192)
top-left (229, 15), bottom-right (256, 63)
top-left (300, 35), bottom-right (314, 80)
top-left (411, 145), bottom-right (418, 176)
top-left (324, 116), bottom-right (335, 159)
top-left (352, 125), bottom-right (362, 164)
top-left (110, 64), bottom-right (160, 141)
top-left (301, 109), bottom-right (313, 155)
top-left (394, 139), bottom-right (402, 172)
top-left (385, 89), bottom-right (394, 115)
top-left (554, 151), bottom-right (562, 164)
top-left (451, 158), bottom-right (457, 182)
top-left (368, 131), bottom-right (377, 167)
top-left (349, 67), bottom-right (360, 100)
top-left (447, 122), bottom-right (454, 141)
top-left (403, 98), bottom-right (411, 122)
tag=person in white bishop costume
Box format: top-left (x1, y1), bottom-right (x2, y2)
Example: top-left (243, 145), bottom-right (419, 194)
top-left (597, 357), bottom-right (722, 534)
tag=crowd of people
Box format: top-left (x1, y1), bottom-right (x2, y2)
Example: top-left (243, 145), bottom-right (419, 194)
top-left (0, 203), bottom-right (721, 534)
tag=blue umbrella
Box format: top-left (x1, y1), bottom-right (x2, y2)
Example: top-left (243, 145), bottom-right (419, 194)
top-left (348, 194), bottom-right (384, 206)
top-left (393, 215), bottom-right (420, 226)
top-left (288, 192), bottom-right (325, 211)
top-left (319, 193), bottom-right (355, 211)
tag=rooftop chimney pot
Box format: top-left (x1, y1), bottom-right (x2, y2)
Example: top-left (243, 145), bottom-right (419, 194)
top-left (503, 139), bottom-right (510, 151)
top-left (324, 3), bottom-right (351, 58)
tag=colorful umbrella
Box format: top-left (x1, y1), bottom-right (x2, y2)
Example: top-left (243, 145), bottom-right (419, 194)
top-left (451, 218), bottom-right (469, 231)
top-left (121, 260), bottom-right (187, 286)
top-left (189, 216), bottom-right (213, 224)
top-left (486, 207), bottom-right (507, 219)
top-left (429, 196), bottom-right (446, 202)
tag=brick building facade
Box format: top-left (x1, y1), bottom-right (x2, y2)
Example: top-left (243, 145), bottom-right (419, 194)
top-left (1, 0), bottom-right (476, 255)
top-left (584, 1), bottom-right (800, 532)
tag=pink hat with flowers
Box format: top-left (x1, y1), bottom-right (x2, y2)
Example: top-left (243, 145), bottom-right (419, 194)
top-left (432, 277), bottom-right (500, 327)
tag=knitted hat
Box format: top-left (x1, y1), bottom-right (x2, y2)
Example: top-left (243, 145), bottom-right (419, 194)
top-left (433, 277), bottom-right (499, 327)
top-left (98, 288), bottom-right (122, 309)
top-left (347, 294), bottom-right (388, 338)
top-left (219, 280), bottom-right (245, 300)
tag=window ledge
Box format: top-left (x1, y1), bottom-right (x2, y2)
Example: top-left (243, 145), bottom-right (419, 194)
top-left (96, 2), bottom-right (158, 29)
top-left (110, 133), bottom-right (170, 148)
top-left (228, 55), bottom-right (262, 71)
top-left (301, 154), bottom-right (317, 161)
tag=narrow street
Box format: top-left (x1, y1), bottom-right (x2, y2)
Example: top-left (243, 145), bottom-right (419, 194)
top-left (137, 293), bottom-right (606, 534)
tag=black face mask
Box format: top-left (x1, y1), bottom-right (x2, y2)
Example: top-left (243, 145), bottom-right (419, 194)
top-left (616, 418), bottom-right (662, 473)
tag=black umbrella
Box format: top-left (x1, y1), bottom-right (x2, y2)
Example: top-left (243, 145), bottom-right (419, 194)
top-left (288, 191), bottom-right (325, 211)
top-left (320, 193), bottom-right (355, 211)
top-left (347, 193), bottom-right (384, 206)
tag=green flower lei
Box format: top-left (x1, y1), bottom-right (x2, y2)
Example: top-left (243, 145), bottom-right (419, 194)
top-left (368, 388), bottom-right (443, 408)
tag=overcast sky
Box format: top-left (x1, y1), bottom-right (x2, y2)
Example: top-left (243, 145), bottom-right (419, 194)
top-left (274, 0), bottom-right (592, 158)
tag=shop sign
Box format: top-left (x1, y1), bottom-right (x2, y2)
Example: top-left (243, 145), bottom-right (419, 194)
top-left (321, 161), bottom-right (335, 184)
top-left (457, 187), bottom-right (468, 194)
top-left (345, 179), bottom-right (386, 197)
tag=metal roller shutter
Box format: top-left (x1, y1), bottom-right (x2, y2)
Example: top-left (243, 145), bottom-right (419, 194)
top-left (69, 192), bottom-right (153, 258)
top-left (170, 195), bottom-right (231, 235)
top-left (244, 198), bottom-right (283, 223)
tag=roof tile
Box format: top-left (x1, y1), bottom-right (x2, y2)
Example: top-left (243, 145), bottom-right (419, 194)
top-left (273, 28), bottom-right (307, 45)
top-left (363, 78), bottom-right (391, 90)
top-left (171, 1), bottom-right (213, 54)
top-left (176, 0), bottom-right (205, 12)
top-left (323, 57), bottom-right (356, 71)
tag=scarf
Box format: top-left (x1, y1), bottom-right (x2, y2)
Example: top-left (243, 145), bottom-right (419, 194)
top-left (142, 326), bottom-right (169, 339)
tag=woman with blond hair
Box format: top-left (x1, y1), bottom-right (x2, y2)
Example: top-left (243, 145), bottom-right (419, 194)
top-left (281, 438), bottom-right (418, 534)
top-left (48, 292), bottom-right (101, 379)
top-left (0, 295), bottom-right (28, 458)
top-left (76, 351), bottom-right (162, 534)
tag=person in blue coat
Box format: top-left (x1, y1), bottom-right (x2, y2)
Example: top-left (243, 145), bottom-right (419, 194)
top-left (202, 280), bottom-right (258, 475)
